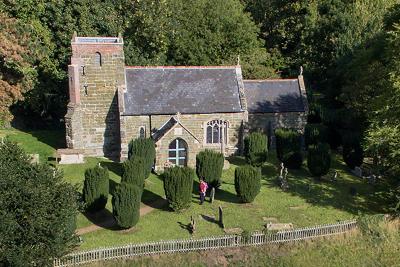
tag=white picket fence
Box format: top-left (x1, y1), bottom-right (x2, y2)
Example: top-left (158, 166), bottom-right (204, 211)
top-left (54, 219), bottom-right (357, 267)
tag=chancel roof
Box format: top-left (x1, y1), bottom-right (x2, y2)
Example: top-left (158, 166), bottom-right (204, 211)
top-left (243, 79), bottom-right (306, 113)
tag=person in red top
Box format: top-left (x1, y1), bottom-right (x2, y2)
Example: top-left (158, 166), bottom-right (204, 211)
top-left (199, 179), bottom-right (208, 205)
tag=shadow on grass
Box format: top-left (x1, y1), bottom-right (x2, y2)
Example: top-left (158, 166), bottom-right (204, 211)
top-left (226, 156), bottom-right (246, 166)
top-left (28, 128), bottom-right (66, 150)
top-left (101, 161), bottom-right (123, 177)
top-left (82, 209), bottom-right (119, 231)
top-left (142, 189), bottom-right (169, 211)
top-left (267, 156), bottom-right (392, 215)
top-left (215, 188), bottom-right (240, 204)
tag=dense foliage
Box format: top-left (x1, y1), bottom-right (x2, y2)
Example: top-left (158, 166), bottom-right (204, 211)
top-left (234, 165), bottom-right (261, 203)
top-left (121, 156), bottom-right (147, 189)
top-left (244, 132), bottom-right (268, 166)
top-left (304, 124), bottom-right (329, 147)
top-left (343, 143), bottom-right (364, 170)
top-left (196, 149), bottom-right (224, 188)
top-left (83, 165), bottom-right (109, 212)
top-left (275, 128), bottom-right (303, 169)
top-left (112, 183), bottom-right (142, 229)
top-left (128, 138), bottom-right (156, 179)
top-left (307, 143), bottom-right (331, 177)
top-left (0, 140), bottom-right (78, 266)
top-left (163, 166), bottom-right (194, 211)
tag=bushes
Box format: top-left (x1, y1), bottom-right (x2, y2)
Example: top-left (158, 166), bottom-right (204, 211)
top-left (343, 143), bottom-right (364, 169)
top-left (121, 156), bottom-right (146, 189)
top-left (163, 166), bottom-right (194, 211)
top-left (112, 183), bottom-right (142, 229)
top-left (275, 128), bottom-right (303, 169)
top-left (234, 165), bottom-right (261, 203)
top-left (305, 123), bottom-right (329, 146)
top-left (244, 132), bottom-right (268, 166)
top-left (128, 138), bottom-right (156, 178)
top-left (196, 150), bottom-right (224, 187)
top-left (307, 143), bottom-right (331, 177)
top-left (83, 165), bottom-right (109, 212)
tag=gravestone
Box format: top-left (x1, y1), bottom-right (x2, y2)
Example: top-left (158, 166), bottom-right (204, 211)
top-left (265, 222), bottom-right (294, 231)
top-left (190, 215), bottom-right (196, 234)
top-left (218, 206), bottom-right (224, 229)
top-left (331, 170), bottom-right (338, 182)
top-left (210, 187), bottom-right (215, 203)
top-left (29, 154), bottom-right (40, 164)
top-left (351, 166), bottom-right (362, 178)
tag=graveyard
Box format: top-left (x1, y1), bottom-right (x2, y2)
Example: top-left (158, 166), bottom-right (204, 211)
top-left (1, 128), bottom-right (391, 251)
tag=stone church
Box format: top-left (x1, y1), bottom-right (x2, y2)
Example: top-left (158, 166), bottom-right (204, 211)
top-left (65, 35), bottom-right (308, 171)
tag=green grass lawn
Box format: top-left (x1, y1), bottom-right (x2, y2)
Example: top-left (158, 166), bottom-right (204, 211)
top-left (1, 128), bottom-right (391, 251)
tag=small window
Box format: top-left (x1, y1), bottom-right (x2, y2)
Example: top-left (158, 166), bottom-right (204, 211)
top-left (139, 126), bottom-right (146, 138)
top-left (94, 52), bottom-right (102, 67)
top-left (206, 120), bottom-right (228, 144)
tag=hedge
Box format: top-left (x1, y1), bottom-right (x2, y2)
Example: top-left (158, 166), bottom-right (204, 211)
top-left (163, 166), bottom-right (194, 211)
top-left (304, 123), bottom-right (329, 147)
top-left (121, 156), bottom-right (146, 189)
top-left (128, 138), bottom-right (156, 178)
top-left (196, 149), bottom-right (224, 188)
top-left (307, 143), bottom-right (331, 177)
top-left (82, 165), bottom-right (109, 212)
top-left (275, 128), bottom-right (303, 169)
top-left (234, 165), bottom-right (261, 203)
top-left (112, 183), bottom-right (142, 229)
top-left (244, 132), bottom-right (268, 166)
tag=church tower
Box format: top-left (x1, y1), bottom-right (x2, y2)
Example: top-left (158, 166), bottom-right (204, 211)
top-left (65, 34), bottom-right (125, 159)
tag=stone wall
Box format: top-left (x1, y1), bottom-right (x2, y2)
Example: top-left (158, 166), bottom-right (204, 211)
top-left (65, 37), bottom-right (125, 159)
top-left (248, 112), bottom-right (307, 146)
top-left (120, 112), bottom-right (246, 170)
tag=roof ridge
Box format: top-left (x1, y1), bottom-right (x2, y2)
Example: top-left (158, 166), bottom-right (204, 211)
top-left (244, 78), bottom-right (298, 82)
top-left (125, 66), bottom-right (238, 69)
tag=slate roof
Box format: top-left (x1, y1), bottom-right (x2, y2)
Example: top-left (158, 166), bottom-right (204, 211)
top-left (123, 66), bottom-right (243, 115)
top-left (243, 79), bottom-right (306, 113)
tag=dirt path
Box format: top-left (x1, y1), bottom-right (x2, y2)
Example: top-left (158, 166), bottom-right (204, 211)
top-left (76, 198), bottom-right (167, 235)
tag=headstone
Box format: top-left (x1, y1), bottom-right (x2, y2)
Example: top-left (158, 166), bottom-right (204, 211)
top-left (29, 154), bottom-right (40, 164)
top-left (284, 168), bottom-right (288, 180)
top-left (190, 215), bottom-right (196, 234)
top-left (352, 166), bottom-right (362, 178)
top-left (210, 187), bottom-right (215, 203)
top-left (218, 206), bottom-right (224, 229)
top-left (280, 163), bottom-right (285, 177)
top-left (331, 170), bottom-right (338, 182)
top-left (265, 223), bottom-right (294, 231)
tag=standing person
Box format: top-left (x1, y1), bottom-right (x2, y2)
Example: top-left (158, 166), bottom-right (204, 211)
top-left (199, 179), bottom-right (208, 205)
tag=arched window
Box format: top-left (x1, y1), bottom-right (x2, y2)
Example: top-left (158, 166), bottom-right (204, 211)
top-left (168, 138), bottom-right (187, 166)
top-left (206, 120), bottom-right (228, 144)
top-left (139, 126), bottom-right (146, 138)
top-left (94, 52), bottom-right (102, 67)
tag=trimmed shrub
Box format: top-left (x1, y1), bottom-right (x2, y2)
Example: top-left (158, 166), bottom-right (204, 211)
top-left (304, 123), bottom-right (329, 147)
top-left (196, 149), bottom-right (224, 188)
top-left (343, 143), bottom-right (364, 169)
top-left (163, 166), bottom-right (194, 211)
top-left (275, 128), bottom-right (303, 169)
top-left (244, 132), bottom-right (268, 166)
top-left (307, 143), bottom-right (331, 177)
top-left (112, 183), bottom-right (141, 229)
top-left (121, 156), bottom-right (146, 189)
top-left (128, 138), bottom-right (156, 178)
top-left (234, 165), bottom-right (261, 203)
top-left (83, 165), bottom-right (109, 212)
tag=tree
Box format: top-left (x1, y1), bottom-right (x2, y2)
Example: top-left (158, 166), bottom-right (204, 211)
top-left (307, 143), bottom-right (331, 177)
top-left (0, 13), bottom-right (43, 125)
top-left (304, 123), bottom-right (329, 147)
top-left (121, 156), bottom-right (147, 189)
top-left (196, 150), bottom-right (224, 188)
top-left (112, 183), bottom-right (141, 229)
top-left (163, 166), bottom-right (194, 211)
top-left (275, 128), bottom-right (303, 169)
top-left (128, 138), bottom-right (156, 179)
top-left (82, 165), bottom-right (109, 212)
top-left (244, 132), bottom-right (268, 166)
top-left (0, 140), bottom-right (78, 266)
top-left (234, 165), bottom-right (261, 203)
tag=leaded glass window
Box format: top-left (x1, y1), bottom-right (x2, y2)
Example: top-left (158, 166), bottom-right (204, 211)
top-left (206, 120), bottom-right (228, 144)
top-left (168, 138), bottom-right (187, 166)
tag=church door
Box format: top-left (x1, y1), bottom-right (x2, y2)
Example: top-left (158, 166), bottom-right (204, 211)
top-left (168, 138), bottom-right (188, 166)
